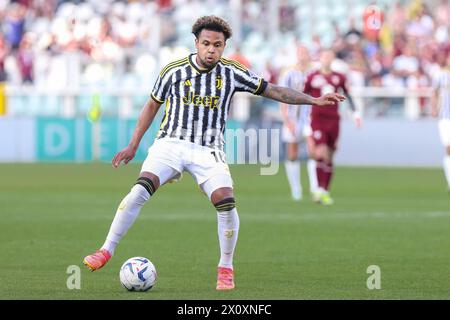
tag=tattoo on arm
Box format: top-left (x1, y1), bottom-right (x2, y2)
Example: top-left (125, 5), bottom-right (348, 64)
top-left (262, 83), bottom-right (316, 105)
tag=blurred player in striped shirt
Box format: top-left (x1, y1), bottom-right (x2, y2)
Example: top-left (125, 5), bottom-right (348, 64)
top-left (279, 45), bottom-right (319, 201)
top-left (431, 52), bottom-right (450, 193)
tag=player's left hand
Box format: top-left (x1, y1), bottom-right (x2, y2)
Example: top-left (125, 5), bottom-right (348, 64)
top-left (315, 93), bottom-right (346, 106)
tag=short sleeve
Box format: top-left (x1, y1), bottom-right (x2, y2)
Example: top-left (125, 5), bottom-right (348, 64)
top-left (233, 66), bottom-right (267, 95)
top-left (303, 74), bottom-right (312, 94)
top-left (151, 72), bottom-right (172, 104)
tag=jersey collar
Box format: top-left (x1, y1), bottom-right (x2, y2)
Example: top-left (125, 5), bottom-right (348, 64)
top-left (189, 54), bottom-right (217, 74)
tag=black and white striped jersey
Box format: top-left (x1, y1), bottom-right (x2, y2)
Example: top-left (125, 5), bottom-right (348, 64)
top-left (151, 53), bottom-right (268, 149)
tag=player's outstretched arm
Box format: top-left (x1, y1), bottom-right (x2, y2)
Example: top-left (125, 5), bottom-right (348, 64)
top-left (112, 98), bottom-right (162, 168)
top-left (261, 83), bottom-right (345, 106)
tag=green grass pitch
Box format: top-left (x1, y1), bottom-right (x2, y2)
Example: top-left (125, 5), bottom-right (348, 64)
top-left (0, 163), bottom-right (449, 299)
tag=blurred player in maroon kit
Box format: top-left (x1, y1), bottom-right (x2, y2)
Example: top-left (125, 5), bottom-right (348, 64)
top-left (303, 49), bottom-right (362, 205)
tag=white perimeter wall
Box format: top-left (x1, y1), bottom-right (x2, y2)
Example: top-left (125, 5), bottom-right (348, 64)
top-left (0, 117), bottom-right (35, 162)
top-left (335, 119), bottom-right (442, 167)
top-left (0, 117), bottom-right (444, 167)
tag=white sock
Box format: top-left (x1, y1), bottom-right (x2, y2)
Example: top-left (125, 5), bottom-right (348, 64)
top-left (285, 160), bottom-right (301, 198)
top-left (444, 155), bottom-right (450, 187)
top-left (101, 184), bottom-right (150, 255)
top-left (307, 159), bottom-right (319, 193)
top-left (217, 208), bottom-right (240, 269)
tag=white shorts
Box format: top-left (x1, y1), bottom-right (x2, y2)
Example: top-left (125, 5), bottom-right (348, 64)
top-left (141, 138), bottom-right (233, 199)
top-left (281, 124), bottom-right (312, 143)
top-left (439, 119), bottom-right (450, 147)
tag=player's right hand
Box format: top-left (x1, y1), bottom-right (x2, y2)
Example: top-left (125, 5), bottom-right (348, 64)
top-left (315, 93), bottom-right (346, 106)
top-left (112, 146), bottom-right (136, 168)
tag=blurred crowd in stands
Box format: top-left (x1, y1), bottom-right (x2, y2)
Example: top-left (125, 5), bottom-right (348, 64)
top-left (0, 0), bottom-right (449, 93)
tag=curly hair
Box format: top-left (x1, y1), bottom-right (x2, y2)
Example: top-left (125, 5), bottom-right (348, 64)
top-left (191, 16), bottom-right (232, 40)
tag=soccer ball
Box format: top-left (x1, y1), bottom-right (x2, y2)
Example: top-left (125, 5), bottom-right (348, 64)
top-left (119, 257), bottom-right (157, 292)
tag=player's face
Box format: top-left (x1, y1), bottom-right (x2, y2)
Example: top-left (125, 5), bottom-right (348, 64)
top-left (195, 29), bottom-right (226, 69)
top-left (320, 50), bottom-right (335, 69)
top-left (297, 46), bottom-right (310, 64)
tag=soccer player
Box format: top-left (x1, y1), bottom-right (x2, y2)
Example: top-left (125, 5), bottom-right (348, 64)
top-left (303, 49), bottom-right (362, 205)
top-left (279, 45), bottom-right (318, 201)
top-left (431, 52), bottom-right (450, 192)
top-left (83, 16), bottom-right (345, 290)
